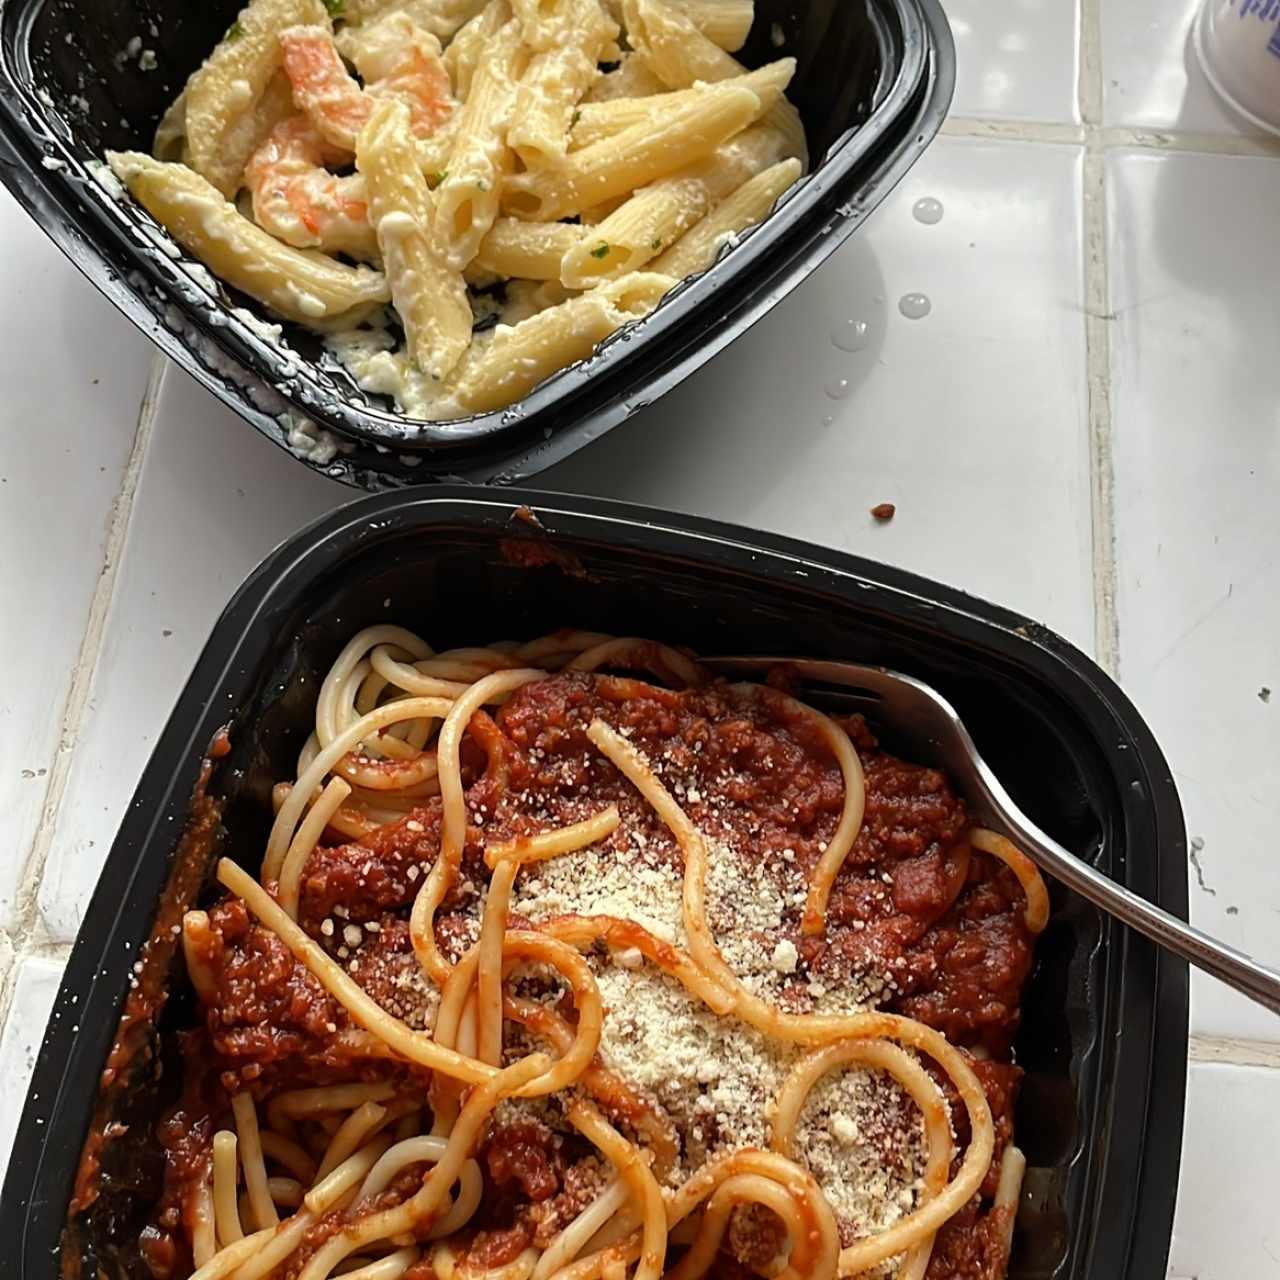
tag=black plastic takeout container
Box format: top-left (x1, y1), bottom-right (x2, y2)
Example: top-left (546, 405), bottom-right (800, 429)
top-left (0, 0), bottom-right (953, 486)
top-left (2, 490), bottom-right (1187, 1278)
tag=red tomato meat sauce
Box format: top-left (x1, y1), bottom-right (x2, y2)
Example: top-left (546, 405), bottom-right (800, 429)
top-left (76, 670), bottom-right (1039, 1280)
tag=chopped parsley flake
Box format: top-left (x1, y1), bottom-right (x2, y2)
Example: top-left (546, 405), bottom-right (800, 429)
top-left (590, 242), bottom-right (610, 259)
top-left (225, 19), bottom-right (244, 39)
top-left (323, 0), bottom-right (345, 14)
top-left (651, 238), bottom-right (661, 250)
top-left (570, 108), bottom-right (582, 127)
top-left (432, 170), bottom-right (448, 184)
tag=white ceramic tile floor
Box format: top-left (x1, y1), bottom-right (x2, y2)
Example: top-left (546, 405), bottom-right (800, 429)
top-left (36, 368), bottom-right (346, 943)
top-left (0, 188), bottom-right (153, 933)
top-left (944, 0), bottom-right (1081, 124)
top-left (1168, 1063), bottom-right (1280, 1277)
top-left (0, 956), bottom-right (62, 1169)
top-left (1102, 0), bottom-right (1276, 136)
top-left (1108, 148), bottom-right (1280, 1046)
top-left (545, 135), bottom-right (1095, 654)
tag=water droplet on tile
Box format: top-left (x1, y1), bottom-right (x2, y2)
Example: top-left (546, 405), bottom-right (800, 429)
top-left (822, 414), bottom-right (834, 426)
top-left (912, 197), bottom-right (944, 224)
top-left (823, 377), bottom-right (852, 400)
top-left (830, 319), bottom-right (870, 352)
top-left (898, 292), bottom-right (932, 320)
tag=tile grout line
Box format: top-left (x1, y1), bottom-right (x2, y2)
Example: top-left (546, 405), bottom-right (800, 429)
top-left (1078, 0), bottom-right (1120, 679)
top-left (0, 353), bottom-right (167, 1033)
top-left (942, 116), bottom-right (1280, 159)
top-left (1072, 0), bottom-right (1280, 1089)
top-left (1188, 1035), bottom-right (1280, 1068)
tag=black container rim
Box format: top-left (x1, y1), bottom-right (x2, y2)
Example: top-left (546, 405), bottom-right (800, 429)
top-left (1, 487), bottom-right (1188, 1278)
top-left (0, 0), bottom-right (954, 487)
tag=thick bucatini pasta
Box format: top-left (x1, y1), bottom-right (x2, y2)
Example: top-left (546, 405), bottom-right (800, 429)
top-left (81, 626), bottom-right (1047, 1280)
top-left (102, 0), bottom-right (807, 419)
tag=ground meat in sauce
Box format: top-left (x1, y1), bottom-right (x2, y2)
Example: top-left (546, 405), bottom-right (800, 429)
top-left (146, 670), bottom-right (1036, 1280)
top-left (926, 1197), bottom-right (1015, 1280)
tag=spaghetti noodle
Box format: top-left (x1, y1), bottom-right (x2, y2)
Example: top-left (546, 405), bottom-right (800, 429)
top-left (122, 628), bottom-right (1049, 1280)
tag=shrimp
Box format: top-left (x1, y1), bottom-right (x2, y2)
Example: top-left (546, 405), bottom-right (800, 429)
top-left (279, 18), bottom-right (454, 154)
top-left (246, 116), bottom-right (380, 260)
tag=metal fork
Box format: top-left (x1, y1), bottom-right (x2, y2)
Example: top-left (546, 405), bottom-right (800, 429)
top-left (704, 656), bottom-right (1280, 1018)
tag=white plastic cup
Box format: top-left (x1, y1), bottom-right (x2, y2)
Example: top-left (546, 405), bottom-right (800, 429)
top-left (1195, 0), bottom-right (1280, 134)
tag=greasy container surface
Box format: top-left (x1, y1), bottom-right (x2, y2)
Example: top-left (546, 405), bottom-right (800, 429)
top-left (0, 490), bottom-right (1188, 1279)
top-left (0, 0), bottom-right (952, 486)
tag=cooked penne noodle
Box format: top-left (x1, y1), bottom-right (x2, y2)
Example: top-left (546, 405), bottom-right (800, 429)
top-left (623, 0), bottom-right (807, 167)
top-left (568, 60), bottom-right (794, 149)
top-left (433, 17), bottom-right (525, 268)
top-left (652, 156), bottom-right (800, 277)
top-left (215, 69), bottom-right (298, 181)
top-left (559, 120), bottom-right (790, 285)
top-left (602, 0), bottom-right (752, 49)
top-left (441, 0), bottom-right (511, 102)
top-left (184, 0), bottom-right (330, 195)
top-left (154, 89), bottom-right (188, 162)
top-left (502, 82), bottom-right (760, 222)
top-left (668, 0), bottom-right (753, 49)
top-left (452, 272), bottom-right (672, 410)
top-left (578, 194), bottom-right (630, 225)
top-left (601, 0), bottom-right (751, 48)
top-left (508, 0), bottom-right (615, 167)
top-left (471, 218), bottom-right (582, 279)
top-left (509, 45), bottom-right (601, 168)
top-left (106, 152), bottom-right (390, 323)
top-left (582, 51), bottom-right (667, 102)
top-left (498, 279), bottom-right (575, 325)
top-left (510, 0), bottom-right (612, 50)
top-left (357, 99), bottom-right (471, 378)
top-left (342, 0), bottom-right (490, 39)
top-left (185, 68), bottom-right (297, 195)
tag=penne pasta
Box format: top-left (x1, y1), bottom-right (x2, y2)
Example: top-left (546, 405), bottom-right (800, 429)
top-left (623, 0), bottom-right (807, 168)
top-left (183, 68), bottom-right (296, 188)
top-left (511, 0), bottom-right (612, 50)
top-left (582, 51), bottom-right (667, 103)
top-left (184, 0), bottom-right (330, 196)
top-left (432, 17), bottom-right (525, 269)
top-left (569, 60), bottom-right (794, 150)
top-left (106, 151), bottom-right (390, 323)
top-left (508, 0), bottom-right (615, 168)
top-left (471, 218), bottom-right (583, 279)
top-left (600, 0), bottom-right (751, 49)
top-left (441, 0), bottom-right (511, 102)
top-left (498, 279), bottom-right (575, 324)
top-left (341, 0), bottom-right (490, 39)
top-left (652, 156), bottom-right (801, 278)
top-left (509, 48), bottom-right (600, 169)
top-left (667, 0), bottom-right (754, 50)
top-left (502, 82), bottom-right (761, 222)
top-left (451, 272), bottom-right (672, 410)
top-left (154, 89), bottom-right (188, 162)
top-left (559, 119), bottom-right (791, 286)
top-left (577, 194), bottom-right (630, 225)
top-left (357, 99), bottom-right (472, 379)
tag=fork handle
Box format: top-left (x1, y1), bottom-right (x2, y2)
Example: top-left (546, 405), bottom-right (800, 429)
top-left (1017, 827), bottom-right (1280, 1018)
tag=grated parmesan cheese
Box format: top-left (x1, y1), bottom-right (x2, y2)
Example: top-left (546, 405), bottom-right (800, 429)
top-left (298, 685), bottom-right (946, 1258)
